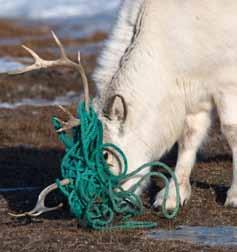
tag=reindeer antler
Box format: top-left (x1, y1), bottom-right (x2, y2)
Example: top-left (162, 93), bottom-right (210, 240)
top-left (9, 179), bottom-right (71, 218)
top-left (8, 31), bottom-right (90, 111)
top-left (7, 33), bottom-right (91, 217)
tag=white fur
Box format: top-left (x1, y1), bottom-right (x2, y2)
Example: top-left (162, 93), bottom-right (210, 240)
top-left (93, 0), bottom-right (237, 208)
top-left (93, 0), bottom-right (144, 96)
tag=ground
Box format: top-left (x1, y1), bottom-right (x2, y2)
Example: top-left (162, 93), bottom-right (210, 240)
top-left (0, 19), bottom-right (236, 252)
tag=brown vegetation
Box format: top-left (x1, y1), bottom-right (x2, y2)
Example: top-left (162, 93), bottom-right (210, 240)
top-left (0, 18), bottom-right (236, 252)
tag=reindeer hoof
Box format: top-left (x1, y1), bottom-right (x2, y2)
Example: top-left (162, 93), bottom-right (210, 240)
top-left (153, 181), bottom-right (191, 210)
top-left (225, 188), bottom-right (237, 207)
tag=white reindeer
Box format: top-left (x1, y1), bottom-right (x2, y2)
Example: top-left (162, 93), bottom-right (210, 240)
top-left (93, 0), bottom-right (237, 209)
top-left (9, 0), bottom-right (237, 215)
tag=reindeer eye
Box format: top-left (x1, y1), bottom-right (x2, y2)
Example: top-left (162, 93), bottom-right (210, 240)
top-left (103, 151), bottom-right (109, 161)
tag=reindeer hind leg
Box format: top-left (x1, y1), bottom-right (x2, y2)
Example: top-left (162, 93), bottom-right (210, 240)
top-left (215, 90), bottom-right (237, 207)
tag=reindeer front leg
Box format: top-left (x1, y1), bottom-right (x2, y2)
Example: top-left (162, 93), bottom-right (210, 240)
top-left (154, 104), bottom-right (212, 209)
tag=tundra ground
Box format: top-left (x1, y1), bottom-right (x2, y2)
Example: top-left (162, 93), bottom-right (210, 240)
top-left (0, 18), bottom-right (236, 252)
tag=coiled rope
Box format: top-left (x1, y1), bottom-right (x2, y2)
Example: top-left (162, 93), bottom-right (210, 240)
top-left (52, 101), bottom-right (180, 230)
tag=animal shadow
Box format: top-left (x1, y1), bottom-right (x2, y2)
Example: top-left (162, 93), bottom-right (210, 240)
top-left (0, 146), bottom-right (72, 220)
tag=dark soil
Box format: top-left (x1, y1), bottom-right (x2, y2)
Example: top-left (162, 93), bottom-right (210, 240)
top-left (0, 19), bottom-right (236, 252)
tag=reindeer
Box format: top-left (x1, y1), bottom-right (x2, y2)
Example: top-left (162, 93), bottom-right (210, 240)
top-left (93, 0), bottom-right (237, 209)
top-left (9, 0), bottom-right (237, 217)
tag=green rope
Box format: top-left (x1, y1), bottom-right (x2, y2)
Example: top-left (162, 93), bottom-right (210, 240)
top-left (52, 101), bottom-right (180, 230)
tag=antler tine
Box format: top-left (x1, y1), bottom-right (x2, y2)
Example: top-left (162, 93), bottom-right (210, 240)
top-left (51, 32), bottom-right (90, 109)
top-left (22, 45), bottom-right (43, 62)
top-left (56, 105), bottom-right (80, 132)
top-left (51, 30), bottom-right (67, 60)
top-left (77, 51), bottom-right (90, 110)
top-left (78, 51), bottom-right (81, 62)
top-left (58, 105), bottom-right (74, 119)
top-left (8, 45), bottom-right (46, 75)
top-left (9, 179), bottom-right (70, 218)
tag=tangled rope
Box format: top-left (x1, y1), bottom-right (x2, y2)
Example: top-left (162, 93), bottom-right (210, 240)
top-left (52, 101), bottom-right (180, 230)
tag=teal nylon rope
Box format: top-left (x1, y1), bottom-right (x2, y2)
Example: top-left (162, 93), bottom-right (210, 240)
top-left (52, 101), bottom-right (180, 230)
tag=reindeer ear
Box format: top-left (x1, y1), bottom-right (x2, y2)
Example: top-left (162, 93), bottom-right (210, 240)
top-left (109, 95), bottom-right (127, 122)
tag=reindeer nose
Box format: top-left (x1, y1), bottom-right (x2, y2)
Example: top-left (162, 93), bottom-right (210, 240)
top-left (103, 151), bottom-right (115, 167)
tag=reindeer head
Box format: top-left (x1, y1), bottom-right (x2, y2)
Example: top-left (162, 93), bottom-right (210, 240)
top-left (94, 89), bottom-right (153, 184)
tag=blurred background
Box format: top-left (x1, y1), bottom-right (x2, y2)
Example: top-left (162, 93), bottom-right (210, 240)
top-left (0, 0), bottom-right (122, 108)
